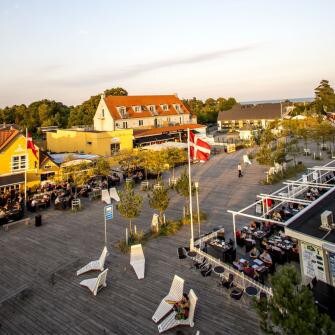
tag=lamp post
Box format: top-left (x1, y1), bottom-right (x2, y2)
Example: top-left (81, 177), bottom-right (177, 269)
top-left (194, 181), bottom-right (201, 241)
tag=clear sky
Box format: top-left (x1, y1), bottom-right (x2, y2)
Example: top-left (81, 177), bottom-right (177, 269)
top-left (0, 0), bottom-right (334, 107)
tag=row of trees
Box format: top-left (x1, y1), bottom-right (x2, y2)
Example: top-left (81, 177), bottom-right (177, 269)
top-left (0, 86), bottom-right (237, 133)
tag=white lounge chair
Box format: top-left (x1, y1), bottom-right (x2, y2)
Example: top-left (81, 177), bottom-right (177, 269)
top-left (101, 189), bottom-right (111, 204)
top-left (158, 289), bottom-right (198, 333)
top-left (109, 187), bottom-right (120, 202)
top-left (152, 275), bottom-right (184, 323)
top-left (80, 269), bottom-right (108, 296)
top-left (130, 244), bottom-right (145, 279)
top-left (76, 246), bottom-right (108, 276)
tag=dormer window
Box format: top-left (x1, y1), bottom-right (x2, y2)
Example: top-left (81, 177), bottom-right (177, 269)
top-left (161, 104), bottom-right (169, 111)
top-left (174, 104), bottom-right (180, 112)
top-left (148, 105), bottom-right (155, 112)
top-left (118, 106), bottom-right (127, 117)
top-left (133, 105), bottom-right (141, 113)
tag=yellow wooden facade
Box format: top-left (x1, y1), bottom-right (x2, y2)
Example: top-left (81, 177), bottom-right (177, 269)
top-left (46, 129), bottom-right (133, 156)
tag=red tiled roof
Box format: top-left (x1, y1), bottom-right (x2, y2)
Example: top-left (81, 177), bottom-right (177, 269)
top-left (133, 124), bottom-right (205, 138)
top-left (0, 128), bottom-right (20, 152)
top-left (104, 95), bottom-right (191, 120)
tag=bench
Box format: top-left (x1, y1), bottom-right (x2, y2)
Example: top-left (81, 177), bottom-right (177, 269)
top-left (3, 218), bottom-right (31, 232)
top-left (89, 189), bottom-right (101, 201)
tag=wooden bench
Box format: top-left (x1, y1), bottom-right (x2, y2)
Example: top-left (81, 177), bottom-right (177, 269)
top-left (3, 218), bottom-right (31, 232)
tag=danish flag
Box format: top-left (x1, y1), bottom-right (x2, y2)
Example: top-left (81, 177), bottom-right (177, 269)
top-left (27, 133), bottom-right (38, 159)
top-left (189, 131), bottom-right (211, 162)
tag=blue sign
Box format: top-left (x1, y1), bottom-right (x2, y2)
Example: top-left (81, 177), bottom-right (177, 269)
top-left (104, 205), bottom-right (113, 221)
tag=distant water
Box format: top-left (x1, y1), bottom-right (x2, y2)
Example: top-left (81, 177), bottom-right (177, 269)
top-left (241, 97), bottom-right (313, 105)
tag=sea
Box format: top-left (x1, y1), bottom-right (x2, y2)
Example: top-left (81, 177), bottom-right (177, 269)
top-left (240, 97), bottom-right (313, 105)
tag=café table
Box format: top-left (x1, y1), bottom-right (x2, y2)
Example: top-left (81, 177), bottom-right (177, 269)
top-left (245, 286), bottom-right (258, 297)
top-left (213, 266), bottom-right (225, 276)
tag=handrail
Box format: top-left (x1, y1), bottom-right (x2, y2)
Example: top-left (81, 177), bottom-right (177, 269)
top-left (192, 247), bottom-right (273, 297)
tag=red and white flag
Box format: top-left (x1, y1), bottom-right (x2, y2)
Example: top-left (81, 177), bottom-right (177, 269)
top-left (27, 133), bottom-right (38, 159)
top-left (189, 131), bottom-right (211, 162)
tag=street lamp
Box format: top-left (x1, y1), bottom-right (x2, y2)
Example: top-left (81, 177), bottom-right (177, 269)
top-left (194, 181), bottom-right (201, 241)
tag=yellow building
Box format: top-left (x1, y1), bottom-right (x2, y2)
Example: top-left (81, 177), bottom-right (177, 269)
top-left (46, 128), bottom-right (133, 156)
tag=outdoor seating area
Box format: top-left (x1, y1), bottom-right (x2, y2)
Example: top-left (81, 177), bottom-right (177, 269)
top-left (0, 189), bottom-right (24, 225)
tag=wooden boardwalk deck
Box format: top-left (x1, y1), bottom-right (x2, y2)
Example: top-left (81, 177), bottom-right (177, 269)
top-left (0, 149), bottom-right (304, 334)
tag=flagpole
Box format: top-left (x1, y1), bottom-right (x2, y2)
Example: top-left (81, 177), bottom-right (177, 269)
top-left (24, 128), bottom-right (28, 207)
top-left (187, 128), bottom-right (194, 250)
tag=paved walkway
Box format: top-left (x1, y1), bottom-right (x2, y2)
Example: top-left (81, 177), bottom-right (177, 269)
top-left (0, 149), bottom-right (332, 334)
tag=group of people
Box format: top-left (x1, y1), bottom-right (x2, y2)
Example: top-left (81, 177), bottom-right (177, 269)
top-left (0, 189), bottom-right (24, 225)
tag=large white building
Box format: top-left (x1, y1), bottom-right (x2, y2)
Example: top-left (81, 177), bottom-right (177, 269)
top-left (93, 94), bottom-right (205, 146)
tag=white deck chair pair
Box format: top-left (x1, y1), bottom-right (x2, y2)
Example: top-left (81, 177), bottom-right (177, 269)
top-left (130, 244), bottom-right (145, 279)
top-left (109, 187), bottom-right (120, 202)
top-left (158, 289), bottom-right (198, 333)
top-left (77, 246), bottom-right (109, 295)
top-left (101, 189), bottom-right (111, 204)
top-left (152, 275), bottom-right (185, 323)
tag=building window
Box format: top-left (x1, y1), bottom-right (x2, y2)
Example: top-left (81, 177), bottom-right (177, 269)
top-left (111, 143), bottom-right (120, 155)
top-left (149, 105), bottom-right (155, 112)
top-left (101, 108), bottom-right (105, 118)
top-left (123, 121), bottom-right (128, 128)
top-left (139, 120), bottom-right (143, 126)
top-left (134, 106), bottom-right (141, 112)
top-left (174, 104), bottom-right (180, 112)
top-left (167, 117), bottom-right (170, 122)
top-left (162, 104), bottom-right (168, 111)
top-left (12, 155), bottom-right (26, 171)
top-left (179, 117), bottom-right (182, 124)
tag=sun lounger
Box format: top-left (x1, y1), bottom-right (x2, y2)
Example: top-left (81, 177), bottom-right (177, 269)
top-left (158, 289), bottom-right (198, 333)
top-left (109, 187), bottom-right (120, 202)
top-left (76, 246), bottom-right (108, 276)
top-left (80, 269), bottom-right (108, 296)
top-left (130, 244), bottom-right (145, 279)
top-left (152, 275), bottom-right (184, 323)
top-left (101, 189), bottom-right (111, 204)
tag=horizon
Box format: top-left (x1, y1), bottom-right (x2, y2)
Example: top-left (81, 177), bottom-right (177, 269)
top-left (1, 0), bottom-right (334, 107)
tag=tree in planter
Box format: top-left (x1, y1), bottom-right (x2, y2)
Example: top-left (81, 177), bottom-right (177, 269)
top-left (93, 157), bottom-right (110, 176)
top-left (165, 148), bottom-right (187, 180)
top-left (148, 183), bottom-right (170, 226)
top-left (175, 169), bottom-right (195, 216)
top-left (145, 150), bottom-right (169, 182)
top-left (254, 265), bottom-right (335, 335)
top-left (286, 137), bottom-right (300, 166)
top-left (117, 182), bottom-right (143, 235)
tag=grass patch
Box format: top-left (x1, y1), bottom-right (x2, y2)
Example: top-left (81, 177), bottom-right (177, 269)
top-left (116, 211), bottom-right (208, 253)
top-left (262, 164), bottom-right (306, 185)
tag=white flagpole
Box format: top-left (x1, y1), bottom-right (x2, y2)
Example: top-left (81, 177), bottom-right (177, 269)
top-left (187, 128), bottom-right (194, 250)
top-left (24, 128), bottom-right (28, 207)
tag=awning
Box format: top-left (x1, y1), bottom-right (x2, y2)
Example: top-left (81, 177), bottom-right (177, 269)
top-left (0, 173), bottom-right (25, 187)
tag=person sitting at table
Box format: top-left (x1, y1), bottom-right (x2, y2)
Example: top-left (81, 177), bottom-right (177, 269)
top-left (30, 198), bottom-right (37, 212)
top-left (173, 293), bottom-right (190, 320)
top-left (249, 246), bottom-right (260, 258)
top-left (240, 231), bottom-right (247, 239)
top-left (250, 221), bottom-right (257, 230)
top-left (243, 262), bottom-right (259, 280)
top-left (260, 250), bottom-right (273, 265)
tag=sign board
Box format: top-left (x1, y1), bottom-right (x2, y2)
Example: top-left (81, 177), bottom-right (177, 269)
top-left (255, 203), bottom-right (262, 214)
top-left (302, 174), bottom-right (308, 183)
top-left (104, 205), bottom-right (113, 221)
top-left (312, 171), bottom-right (318, 181)
top-left (301, 242), bottom-right (326, 281)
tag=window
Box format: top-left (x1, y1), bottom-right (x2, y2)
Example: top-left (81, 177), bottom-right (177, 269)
top-left (11, 155), bottom-right (26, 171)
top-left (118, 106), bottom-right (127, 117)
top-left (167, 117), bottom-right (170, 122)
top-left (174, 104), bottom-right (180, 111)
top-left (139, 120), bottom-right (143, 126)
top-left (123, 121), bottom-right (128, 128)
top-left (111, 143), bottom-right (120, 155)
top-left (179, 117), bottom-right (182, 124)
top-left (162, 104), bottom-right (168, 111)
top-left (134, 106), bottom-right (141, 112)
top-left (101, 108), bottom-right (105, 118)
top-left (149, 105), bottom-right (155, 112)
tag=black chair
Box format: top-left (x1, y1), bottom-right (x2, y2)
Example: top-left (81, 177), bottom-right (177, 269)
top-left (230, 288), bottom-right (243, 300)
top-left (177, 247), bottom-right (187, 259)
top-left (222, 273), bottom-right (234, 289)
top-left (259, 291), bottom-right (267, 300)
top-left (201, 264), bottom-right (212, 277)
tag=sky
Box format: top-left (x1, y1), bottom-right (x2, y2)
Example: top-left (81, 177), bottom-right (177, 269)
top-left (0, 0), bottom-right (335, 107)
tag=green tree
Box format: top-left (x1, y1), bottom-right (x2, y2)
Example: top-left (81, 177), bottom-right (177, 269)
top-left (313, 79), bottom-right (335, 114)
top-left (164, 148), bottom-right (187, 179)
top-left (93, 158), bottom-right (111, 176)
top-left (145, 150), bottom-right (169, 180)
top-left (148, 184), bottom-right (170, 225)
top-left (175, 169), bottom-right (195, 215)
top-left (117, 182), bottom-right (143, 232)
top-left (104, 87), bottom-right (128, 96)
top-left (254, 265), bottom-right (335, 335)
